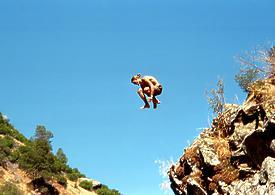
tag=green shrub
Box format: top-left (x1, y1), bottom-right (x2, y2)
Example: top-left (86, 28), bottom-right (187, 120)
top-left (53, 148), bottom-right (68, 172)
top-left (235, 45), bottom-right (275, 92)
top-left (96, 185), bottom-right (121, 195)
top-left (0, 181), bottom-right (23, 195)
top-left (17, 141), bottom-right (57, 179)
top-left (79, 180), bottom-right (93, 191)
top-left (206, 79), bottom-right (225, 114)
top-left (0, 136), bottom-right (14, 165)
top-left (10, 149), bottom-right (20, 163)
top-left (56, 148), bottom-right (68, 165)
top-left (56, 175), bottom-right (67, 187)
top-left (0, 123), bottom-right (12, 136)
top-left (0, 113), bottom-right (29, 144)
top-left (66, 168), bottom-right (85, 181)
top-left (1, 136), bottom-right (14, 148)
top-left (67, 172), bottom-right (80, 182)
top-left (235, 68), bottom-right (260, 92)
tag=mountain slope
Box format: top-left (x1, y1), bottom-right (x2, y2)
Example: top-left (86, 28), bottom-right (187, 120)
top-left (0, 114), bottom-right (120, 195)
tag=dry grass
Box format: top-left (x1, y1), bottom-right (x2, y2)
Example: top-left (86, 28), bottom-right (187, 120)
top-left (213, 138), bottom-right (231, 171)
top-left (210, 167), bottom-right (239, 191)
top-left (211, 113), bottom-right (232, 138)
top-left (184, 146), bottom-right (201, 167)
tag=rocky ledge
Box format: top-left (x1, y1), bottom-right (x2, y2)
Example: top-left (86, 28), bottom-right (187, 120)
top-left (168, 77), bottom-right (275, 195)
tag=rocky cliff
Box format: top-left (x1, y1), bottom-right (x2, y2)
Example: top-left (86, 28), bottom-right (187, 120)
top-left (168, 77), bottom-right (275, 195)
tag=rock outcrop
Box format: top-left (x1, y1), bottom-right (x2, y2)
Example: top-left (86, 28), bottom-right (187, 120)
top-left (168, 77), bottom-right (275, 194)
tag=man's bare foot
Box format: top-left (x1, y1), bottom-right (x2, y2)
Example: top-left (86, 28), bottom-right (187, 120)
top-left (140, 104), bottom-right (150, 109)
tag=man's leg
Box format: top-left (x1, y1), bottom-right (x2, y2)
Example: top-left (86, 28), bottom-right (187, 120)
top-left (153, 96), bottom-right (161, 109)
top-left (137, 88), bottom-right (150, 108)
top-left (153, 102), bottom-right (157, 109)
top-left (153, 96), bottom-right (161, 104)
top-left (152, 86), bottom-right (162, 109)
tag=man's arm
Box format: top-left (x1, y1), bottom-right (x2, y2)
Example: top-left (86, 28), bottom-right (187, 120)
top-left (142, 78), bottom-right (155, 97)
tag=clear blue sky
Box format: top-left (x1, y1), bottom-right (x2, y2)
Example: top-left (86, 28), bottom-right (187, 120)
top-left (0, 0), bottom-right (274, 194)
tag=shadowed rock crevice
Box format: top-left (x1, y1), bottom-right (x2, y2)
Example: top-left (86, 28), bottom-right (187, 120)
top-left (30, 177), bottom-right (59, 195)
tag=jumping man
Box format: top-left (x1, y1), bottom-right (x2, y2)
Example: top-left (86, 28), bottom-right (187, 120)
top-left (131, 74), bottom-right (163, 109)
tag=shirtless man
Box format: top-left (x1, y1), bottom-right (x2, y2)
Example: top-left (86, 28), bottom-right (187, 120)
top-left (131, 74), bottom-right (163, 109)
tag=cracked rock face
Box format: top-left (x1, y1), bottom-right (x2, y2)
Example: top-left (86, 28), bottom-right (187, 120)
top-left (168, 78), bottom-right (275, 195)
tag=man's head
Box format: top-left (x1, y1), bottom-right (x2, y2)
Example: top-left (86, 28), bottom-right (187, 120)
top-left (131, 74), bottom-right (141, 85)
